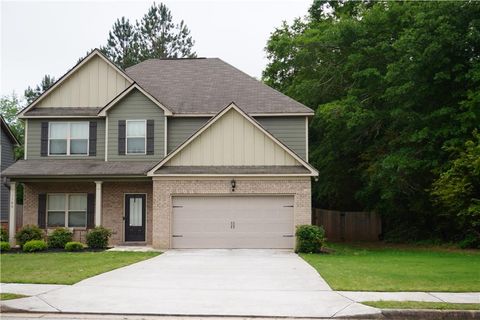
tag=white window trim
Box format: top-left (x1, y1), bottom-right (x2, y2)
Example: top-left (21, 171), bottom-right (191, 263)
top-left (47, 193), bottom-right (88, 229)
top-left (126, 119), bottom-right (147, 155)
top-left (48, 122), bottom-right (90, 156)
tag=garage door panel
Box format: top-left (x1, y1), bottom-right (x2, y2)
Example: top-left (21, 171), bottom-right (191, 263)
top-left (172, 196), bottom-right (294, 249)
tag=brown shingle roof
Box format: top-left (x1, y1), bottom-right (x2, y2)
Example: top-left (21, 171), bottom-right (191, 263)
top-left (126, 58), bottom-right (313, 115)
top-left (24, 107), bottom-right (102, 117)
top-left (1, 160), bottom-right (157, 177)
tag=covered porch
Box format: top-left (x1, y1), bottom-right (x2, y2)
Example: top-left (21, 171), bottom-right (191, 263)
top-left (2, 160), bottom-right (156, 246)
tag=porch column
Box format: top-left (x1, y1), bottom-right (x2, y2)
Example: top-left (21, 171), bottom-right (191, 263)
top-left (94, 181), bottom-right (103, 226)
top-left (8, 181), bottom-right (16, 245)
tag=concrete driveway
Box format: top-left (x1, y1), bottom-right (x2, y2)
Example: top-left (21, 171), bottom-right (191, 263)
top-left (2, 250), bottom-right (379, 318)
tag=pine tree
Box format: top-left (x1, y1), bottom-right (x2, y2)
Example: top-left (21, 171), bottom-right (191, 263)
top-left (24, 75), bottom-right (56, 104)
top-left (136, 2), bottom-right (195, 59)
top-left (100, 17), bottom-right (140, 69)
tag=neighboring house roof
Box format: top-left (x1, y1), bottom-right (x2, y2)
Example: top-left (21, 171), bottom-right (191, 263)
top-left (1, 160), bottom-right (157, 177)
top-left (126, 58), bottom-right (314, 115)
top-left (1, 115), bottom-right (20, 145)
top-left (17, 49), bottom-right (134, 117)
top-left (148, 102), bottom-right (318, 176)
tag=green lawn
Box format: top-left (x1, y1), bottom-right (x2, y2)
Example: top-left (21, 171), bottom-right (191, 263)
top-left (0, 293), bottom-right (28, 300)
top-left (301, 243), bottom-right (480, 292)
top-left (0, 251), bottom-right (160, 284)
top-left (363, 301), bottom-right (480, 310)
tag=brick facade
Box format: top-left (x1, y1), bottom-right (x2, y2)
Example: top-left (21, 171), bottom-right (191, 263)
top-left (152, 177), bottom-right (312, 249)
top-left (22, 181), bottom-right (152, 245)
top-left (22, 178), bottom-right (311, 249)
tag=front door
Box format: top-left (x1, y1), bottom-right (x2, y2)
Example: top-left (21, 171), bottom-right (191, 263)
top-left (125, 194), bottom-right (146, 242)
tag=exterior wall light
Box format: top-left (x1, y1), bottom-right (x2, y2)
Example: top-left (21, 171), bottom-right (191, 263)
top-left (231, 179), bottom-right (236, 192)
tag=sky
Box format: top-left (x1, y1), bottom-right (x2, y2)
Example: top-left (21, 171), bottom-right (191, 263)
top-left (0, 0), bottom-right (311, 98)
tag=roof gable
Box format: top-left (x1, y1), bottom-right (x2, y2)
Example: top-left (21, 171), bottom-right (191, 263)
top-left (19, 49), bottom-right (133, 117)
top-left (148, 103), bottom-right (318, 176)
top-left (98, 84), bottom-right (172, 116)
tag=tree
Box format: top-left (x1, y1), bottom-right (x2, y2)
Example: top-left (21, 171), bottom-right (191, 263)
top-left (100, 17), bottom-right (140, 69)
top-left (24, 75), bottom-right (56, 105)
top-left (100, 2), bottom-right (195, 69)
top-left (0, 93), bottom-right (24, 159)
top-left (137, 2), bottom-right (195, 59)
top-left (263, 1), bottom-right (480, 242)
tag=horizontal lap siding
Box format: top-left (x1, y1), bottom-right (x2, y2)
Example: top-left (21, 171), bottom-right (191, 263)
top-left (26, 119), bottom-right (105, 160)
top-left (1, 129), bottom-right (15, 221)
top-left (167, 117), bottom-right (209, 153)
top-left (256, 116), bottom-right (307, 160)
top-left (107, 89), bottom-right (165, 161)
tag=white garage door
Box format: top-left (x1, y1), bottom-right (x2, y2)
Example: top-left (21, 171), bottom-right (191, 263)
top-left (172, 196), bottom-right (294, 249)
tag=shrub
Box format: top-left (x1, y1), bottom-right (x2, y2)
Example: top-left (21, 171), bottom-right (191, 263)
top-left (86, 226), bottom-right (112, 249)
top-left (64, 241), bottom-right (84, 251)
top-left (295, 225), bottom-right (326, 253)
top-left (0, 241), bottom-right (11, 252)
top-left (0, 227), bottom-right (8, 242)
top-left (15, 225), bottom-right (44, 247)
top-left (458, 233), bottom-right (480, 249)
top-left (48, 228), bottom-right (73, 249)
top-left (23, 239), bottom-right (48, 252)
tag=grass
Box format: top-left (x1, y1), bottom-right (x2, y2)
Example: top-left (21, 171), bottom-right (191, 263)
top-left (363, 301), bottom-right (480, 310)
top-left (300, 243), bottom-right (480, 292)
top-left (0, 293), bottom-right (28, 300)
top-left (0, 251), bottom-right (160, 284)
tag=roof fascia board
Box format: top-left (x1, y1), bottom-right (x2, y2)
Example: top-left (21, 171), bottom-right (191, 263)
top-left (147, 102), bottom-right (318, 176)
top-left (98, 83), bottom-right (173, 116)
top-left (169, 112), bottom-right (315, 117)
top-left (18, 49), bottom-right (134, 117)
top-left (19, 115), bottom-right (102, 119)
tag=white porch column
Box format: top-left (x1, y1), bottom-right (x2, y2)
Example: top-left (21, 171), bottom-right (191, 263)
top-left (94, 181), bottom-right (103, 226)
top-left (8, 181), bottom-right (16, 245)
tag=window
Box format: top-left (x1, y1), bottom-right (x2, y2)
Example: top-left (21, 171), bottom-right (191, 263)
top-left (126, 120), bottom-right (146, 154)
top-left (49, 122), bottom-right (89, 155)
top-left (47, 194), bottom-right (87, 228)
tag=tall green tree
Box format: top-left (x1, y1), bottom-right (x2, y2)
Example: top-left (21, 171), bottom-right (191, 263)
top-left (100, 17), bottom-right (140, 69)
top-left (264, 0), bottom-right (480, 244)
top-left (137, 2), bottom-right (195, 59)
top-left (24, 75), bottom-right (56, 104)
top-left (101, 2), bottom-right (195, 69)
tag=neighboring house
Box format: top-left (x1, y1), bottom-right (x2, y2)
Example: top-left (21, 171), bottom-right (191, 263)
top-left (2, 49), bottom-right (318, 249)
top-left (1, 115), bottom-right (20, 230)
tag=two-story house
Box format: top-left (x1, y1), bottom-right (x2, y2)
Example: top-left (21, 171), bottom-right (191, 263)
top-left (1, 116), bottom-right (20, 232)
top-left (2, 49), bottom-right (318, 249)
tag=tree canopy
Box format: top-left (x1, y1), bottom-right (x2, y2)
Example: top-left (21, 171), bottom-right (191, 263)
top-left (263, 0), bottom-right (480, 245)
top-left (101, 2), bottom-right (195, 69)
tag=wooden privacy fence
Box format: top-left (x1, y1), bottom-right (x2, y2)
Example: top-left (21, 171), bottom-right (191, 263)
top-left (312, 208), bottom-right (382, 241)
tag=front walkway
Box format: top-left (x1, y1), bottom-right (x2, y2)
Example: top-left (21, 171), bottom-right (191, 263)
top-left (1, 250), bottom-right (478, 317)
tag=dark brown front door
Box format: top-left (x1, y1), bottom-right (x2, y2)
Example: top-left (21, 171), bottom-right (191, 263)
top-left (125, 194), bottom-right (146, 242)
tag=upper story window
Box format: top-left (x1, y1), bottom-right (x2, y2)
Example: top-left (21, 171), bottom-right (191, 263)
top-left (49, 122), bottom-right (89, 156)
top-left (126, 120), bottom-right (146, 154)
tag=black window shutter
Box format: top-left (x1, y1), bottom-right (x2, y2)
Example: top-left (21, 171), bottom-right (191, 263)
top-left (146, 120), bottom-right (154, 155)
top-left (89, 121), bottom-right (97, 156)
top-left (40, 122), bottom-right (49, 156)
top-left (38, 193), bottom-right (47, 228)
top-left (118, 120), bottom-right (126, 155)
top-left (87, 193), bottom-right (95, 229)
